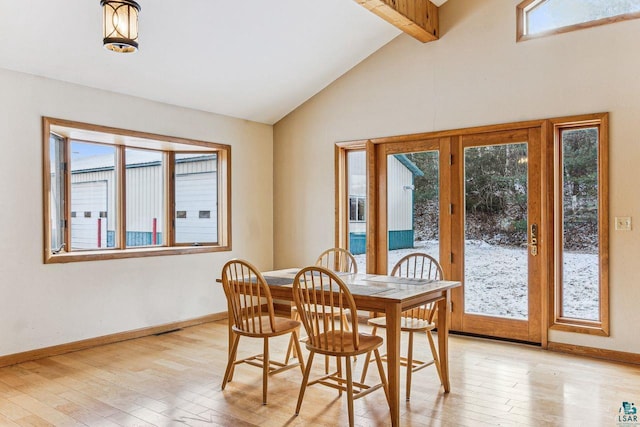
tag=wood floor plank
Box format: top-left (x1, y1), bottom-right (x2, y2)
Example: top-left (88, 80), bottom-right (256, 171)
top-left (8, 394), bottom-right (81, 426)
top-left (1, 321), bottom-right (639, 426)
top-left (0, 396), bottom-right (32, 421)
top-left (13, 414), bottom-right (56, 427)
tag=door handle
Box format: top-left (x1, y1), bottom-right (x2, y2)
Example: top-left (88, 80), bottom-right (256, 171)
top-left (530, 223), bottom-right (538, 256)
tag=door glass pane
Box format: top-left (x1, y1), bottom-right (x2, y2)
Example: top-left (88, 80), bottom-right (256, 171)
top-left (126, 148), bottom-right (164, 247)
top-left (387, 152), bottom-right (439, 274)
top-left (174, 153), bottom-right (218, 244)
top-left (464, 143), bottom-right (528, 319)
top-left (347, 151), bottom-right (367, 273)
top-left (70, 141), bottom-right (117, 249)
top-left (560, 127), bottom-right (599, 320)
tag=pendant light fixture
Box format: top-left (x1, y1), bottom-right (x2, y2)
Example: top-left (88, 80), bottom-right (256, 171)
top-left (101, 0), bottom-right (141, 53)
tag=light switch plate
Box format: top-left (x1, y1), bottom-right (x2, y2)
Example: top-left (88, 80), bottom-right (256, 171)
top-left (615, 216), bottom-right (632, 231)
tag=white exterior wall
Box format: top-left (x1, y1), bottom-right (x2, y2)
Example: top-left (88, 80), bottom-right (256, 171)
top-left (70, 180), bottom-right (108, 249)
top-left (126, 163), bottom-right (163, 234)
top-left (274, 0), bottom-right (640, 354)
top-left (71, 169), bottom-right (116, 232)
top-left (0, 68), bottom-right (273, 357)
top-left (387, 156), bottom-right (413, 232)
top-left (347, 152), bottom-right (414, 233)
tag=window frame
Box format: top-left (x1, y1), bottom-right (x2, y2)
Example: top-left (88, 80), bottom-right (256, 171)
top-left (517, 0), bottom-right (640, 42)
top-left (335, 141), bottom-right (368, 258)
top-left (549, 114), bottom-right (609, 336)
top-left (42, 117), bottom-right (231, 263)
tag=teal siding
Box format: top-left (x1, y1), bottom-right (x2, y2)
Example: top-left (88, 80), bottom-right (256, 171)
top-left (349, 229), bottom-right (414, 255)
top-left (107, 231), bottom-right (163, 247)
top-left (349, 232), bottom-right (366, 255)
top-left (388, 230), bottom-right (414, 250)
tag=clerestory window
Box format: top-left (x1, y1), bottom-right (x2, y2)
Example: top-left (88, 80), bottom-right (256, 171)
top-left (517, 0), bottom-right (640, 41)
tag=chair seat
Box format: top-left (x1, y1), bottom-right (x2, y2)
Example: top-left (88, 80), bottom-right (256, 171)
top-left (306, 331), bottom-right (383, 357)
top-left (368, 315), bottom-right (435, 332)
top-left (233, 316), bottom-right (302, 338)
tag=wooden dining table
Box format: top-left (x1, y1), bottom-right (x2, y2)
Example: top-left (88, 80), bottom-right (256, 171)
top-left (237, 268), bottom-right (461, 427)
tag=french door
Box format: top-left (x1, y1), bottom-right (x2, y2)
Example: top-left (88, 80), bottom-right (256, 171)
top-left (450, 128), bottom-right (542, 343)
top-left (372, 128), bottom-right (543, 343)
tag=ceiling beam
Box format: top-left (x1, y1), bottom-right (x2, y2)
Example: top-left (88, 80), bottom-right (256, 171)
top-left (355, 0), bottom-right (439, 43)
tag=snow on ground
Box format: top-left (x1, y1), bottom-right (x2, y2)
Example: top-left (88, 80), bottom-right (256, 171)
top-left (353, 240), bottom-right (599, 321)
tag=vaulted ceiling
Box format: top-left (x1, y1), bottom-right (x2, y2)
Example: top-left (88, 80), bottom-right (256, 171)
top-left (0, 0), bottom-right (446, 124)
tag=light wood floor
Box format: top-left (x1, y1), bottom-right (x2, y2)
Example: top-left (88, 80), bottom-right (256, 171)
top-left (1, 321), bottom-right (639, 426)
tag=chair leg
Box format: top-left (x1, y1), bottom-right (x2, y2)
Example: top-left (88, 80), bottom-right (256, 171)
top-left (337, 356), bottom-right (343, 397)
top-left (359, 325), bottom-right (377, 384)
top-left (406, 331), bottom-right (414, 401)
top-left (221, 334), bottom-right (240, 390)
top-left (373, 348), bottom-right (390, 408)
top-left (427, 330), bottom-right (443, 386)
top-left (295, 351), bottom-right (316, 415)
top-left (345, 356), bottom-right (355, 427)
top-left (263, 338), bottom-right (269, 405)
top-left (285, 310), bottom-right (301, 364)
top-left (292, 328), bottom-right (306, 374)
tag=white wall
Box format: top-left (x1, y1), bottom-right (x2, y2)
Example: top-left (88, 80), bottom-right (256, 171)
top-left (0, 68), bottom-right (273, 357)
top-left (274, 0), bottom-right (640, 353)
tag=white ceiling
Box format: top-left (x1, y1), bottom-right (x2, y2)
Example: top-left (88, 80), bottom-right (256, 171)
top-left (0, 0), bottom-right (445, 125)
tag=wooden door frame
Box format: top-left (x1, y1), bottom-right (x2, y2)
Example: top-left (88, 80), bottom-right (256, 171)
top-left (450, 127), bottom-right (543, 344)
top-left (336, 119), bottom-right (554, 347)
top-left (348, 120), bottom-right (553, 348)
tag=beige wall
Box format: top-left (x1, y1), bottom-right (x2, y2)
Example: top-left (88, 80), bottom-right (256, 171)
top-left (274, 0), bottom-right (640, 353)
top-left (0, 68), bottom-right (273, 357)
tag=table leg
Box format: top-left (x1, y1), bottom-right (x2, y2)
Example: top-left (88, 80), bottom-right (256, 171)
top-left (437, 290), bottom-right (451, 392)
top-left (385, 302), bottom-right (401, 427)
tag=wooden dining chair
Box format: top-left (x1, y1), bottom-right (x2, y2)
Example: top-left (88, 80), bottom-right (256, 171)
top-left (220, 259), bottom-right (305, 405)
top-left (292, 266), bottom-right (389, 427)
top-left (285, 248), bottom-right (358, 372)
top-left (315, 247), bottom-right (358, 274)
top-left (359, 252), bottom-right (444, 401)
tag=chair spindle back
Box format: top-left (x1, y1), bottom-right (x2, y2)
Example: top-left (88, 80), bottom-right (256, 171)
top-left (315, 248), bottom-right (358, 274)
top-left (221, 259), bottom-right (276, 335)
top-left (390, 252), bottom-right (444, 322)
top-left (293, 266), bottom-right (359, 353)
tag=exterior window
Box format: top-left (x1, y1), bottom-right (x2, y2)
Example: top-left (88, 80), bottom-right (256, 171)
top-left (517, 0), bottom-right (640, 41)
top-left (349, 196), bottom-right (366, 222)
top-left (43, 117), bottom-right (231, 263)
top-left (552, 116), bottom-right (609, 335)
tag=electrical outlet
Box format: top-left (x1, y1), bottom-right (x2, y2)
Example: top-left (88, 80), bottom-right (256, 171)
top-left (615, 216), bottom-right (632, 231)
